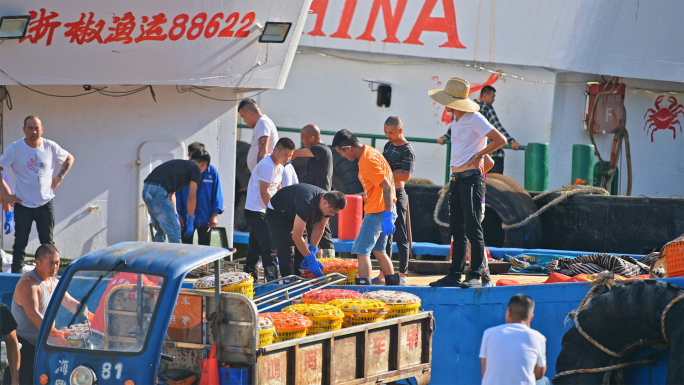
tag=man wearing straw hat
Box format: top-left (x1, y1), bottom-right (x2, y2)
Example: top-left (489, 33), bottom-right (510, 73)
top-left (428, 78), bottom-right (506, 288)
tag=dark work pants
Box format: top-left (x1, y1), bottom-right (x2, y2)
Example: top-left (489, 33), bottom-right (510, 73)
top-left (386, 188), bottom-right (409, 274)
top-left (244, 210), bottom-right (276, 279)
top-left (266, 209), bottom-right (305, 278)
top-left (13, 200), bottom-right (55, 273)
top-left (489, 156), bottom-right (504, 174)
top-left (17, 336), bottom-right (35, 385)
top-left (181, 225), bottom-right (212, 245)
top-left (306, 221), bottom-right (333, 250)
top-left (448, 174), bottom-right (486, 279)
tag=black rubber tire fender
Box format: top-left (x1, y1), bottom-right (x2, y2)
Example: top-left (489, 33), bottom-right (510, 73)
top-left (483, 173), bottom-right (541, 248)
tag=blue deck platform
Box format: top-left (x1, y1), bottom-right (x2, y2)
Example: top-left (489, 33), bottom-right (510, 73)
top-left (234, 231), bottom-right (645, 260)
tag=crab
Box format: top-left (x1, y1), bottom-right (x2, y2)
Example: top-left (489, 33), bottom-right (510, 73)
top-left (643, 95), bottom-right (684, 142)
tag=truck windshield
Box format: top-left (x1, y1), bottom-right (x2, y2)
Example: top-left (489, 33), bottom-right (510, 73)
top-left (46, 270), bottom-right (164, 353)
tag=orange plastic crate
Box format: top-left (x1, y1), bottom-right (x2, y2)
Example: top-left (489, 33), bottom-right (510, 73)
top-left (664, 237), bottom-right (684, 277)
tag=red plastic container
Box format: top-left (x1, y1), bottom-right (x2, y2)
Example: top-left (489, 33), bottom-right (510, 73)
top-left (338, 195), bottom-right (362, 241)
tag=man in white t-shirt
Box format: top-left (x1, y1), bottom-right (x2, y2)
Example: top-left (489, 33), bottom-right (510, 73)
top-left (480, 294), bottom-right (549, 385)
top-left (238, 99), bottom-right (279, 172)
top-left (281, 161), bottom-right (299, 188)
top-left (428, 78), bottom-right (506, 289)
top-left (0, 115), bottom-right (74, 273)
top-left (243, 138), bottom-right (295, 281)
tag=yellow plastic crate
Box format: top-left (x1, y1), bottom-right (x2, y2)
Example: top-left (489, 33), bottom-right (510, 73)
top-left (199, 278), bottom-right (254, 299)
top-left (282, 304), bottom-right (345, 335)
top-left (259, 327), bottom-right (275, 346)
top-left (386, 303), bottom-right (421, 319)
top-left (274, 329), bottom-right (307, 342)
top-left (328, 299), bottom-right (388, 327)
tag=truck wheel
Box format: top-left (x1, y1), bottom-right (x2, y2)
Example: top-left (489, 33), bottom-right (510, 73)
top-left (483, 174), bottom-right (541, 248)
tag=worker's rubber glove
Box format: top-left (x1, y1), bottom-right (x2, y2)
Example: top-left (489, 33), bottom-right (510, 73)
top-left (382, 211), bottom-right (395, 236)
top-left (75, 304), bottom-right (90, 324)
top-left (4, 211), bottom-right (13, 235)
top-left (302, 252), bottom-right (324, 277)
top-left (184, 215), bottom-right (195, 238)
top-left (308, 245), bottom-right (319, 257)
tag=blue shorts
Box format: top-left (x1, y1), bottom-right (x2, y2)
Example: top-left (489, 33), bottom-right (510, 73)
top-left (351, 205), bottom-right (397, 257)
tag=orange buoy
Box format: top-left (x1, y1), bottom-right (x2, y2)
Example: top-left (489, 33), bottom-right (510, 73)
top-left (338, 195), bottom-right (362, 241)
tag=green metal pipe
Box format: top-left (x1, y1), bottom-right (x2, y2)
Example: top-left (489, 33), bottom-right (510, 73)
top-left (524, 143), bottom-right (549, 192)
top-left (571, 144), bottom-right (595, 185)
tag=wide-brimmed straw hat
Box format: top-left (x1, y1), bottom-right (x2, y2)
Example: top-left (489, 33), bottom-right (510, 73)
top-left (428, 78), bottom-right (480, 112)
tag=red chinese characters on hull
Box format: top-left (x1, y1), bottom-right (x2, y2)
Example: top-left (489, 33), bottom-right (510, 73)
top-left (307, 0), bottom-right (466, 49)
top-left (644, 95), bottom-right (684, 142)
top-left (19, 9), bottom-right (255, 46)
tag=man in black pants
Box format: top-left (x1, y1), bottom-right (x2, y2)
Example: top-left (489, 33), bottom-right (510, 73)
top-left (291, 124), bottom-right (335, 257)
top-left (0, 115), bottom-right (74, 273)
top-left (428, 78), bottom-right (505, 288)
top-left (243, 138), bottom-right (295, 281)
top-left (266, 184), bottom-right (346, 278)
top-left (374, 116), bottom-right (414, 286)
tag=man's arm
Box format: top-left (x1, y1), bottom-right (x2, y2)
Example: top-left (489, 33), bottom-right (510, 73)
top-left (186, 181), bottom-right (198, 216)
top-left (392, 170), bottom-right (412, 183)
top-left (467, 129), bottom-right (506, 174)
top-left (256, 136), bottom-right (271, 164)
top-left (14, 279), bottom-right (45, 330)
top-left (259, 181), bottom-right (273, 207)
top-left (5, 330), bottom-right (20, 385)
top-left (309, 218), bottom-right (329, 247)
top-left (0, 168), bottom-right (21, 205)
top-left (210, 171), bottom-right (224, 228)
top-left (51, 153), bottom-right (74, 190)
top-left (483, 106), bottom-right (519, 150)
top-left (291, 148), bottom-right (314, 160)
top-left (380, 178), bottom-right (393, 212)
top-left (534, 364), bottom-right (547, 380)
top-left (436, 128), bottom-right (451, 145)
top-left (292, 215), bottom-right (311, 256)
top-left (480, 358), bottom-right (486, 379)
top-left (61, 290), bottom-right (82, 314)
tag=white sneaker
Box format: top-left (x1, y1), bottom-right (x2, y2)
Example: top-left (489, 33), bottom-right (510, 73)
top-left (400, 277), bottom-right (407, 286)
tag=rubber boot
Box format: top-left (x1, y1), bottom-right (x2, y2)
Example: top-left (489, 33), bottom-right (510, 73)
top-left (384, 273), bottom-right (401, 286)
top-left (264, 265), bottom-right (279, 282)
top-left (355, 277), bottom-right (372, 285)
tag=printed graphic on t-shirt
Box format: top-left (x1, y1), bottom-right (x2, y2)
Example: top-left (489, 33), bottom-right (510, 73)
top-left (27, 154), bottom-right (46, 176)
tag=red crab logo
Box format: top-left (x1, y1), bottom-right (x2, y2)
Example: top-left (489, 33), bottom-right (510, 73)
top-left (643, 95), bottom-right (684, 142)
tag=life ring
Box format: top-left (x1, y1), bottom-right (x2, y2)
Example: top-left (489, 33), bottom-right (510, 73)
top-left (555, 278), bottom-right (684, 384)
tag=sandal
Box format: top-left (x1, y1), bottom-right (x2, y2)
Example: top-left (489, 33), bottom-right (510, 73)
top-left (370, 276), bottom-right (385, 285)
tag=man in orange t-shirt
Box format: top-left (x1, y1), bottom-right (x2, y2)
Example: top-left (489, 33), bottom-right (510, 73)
top-left (332, 129), bottom-right (400, 286)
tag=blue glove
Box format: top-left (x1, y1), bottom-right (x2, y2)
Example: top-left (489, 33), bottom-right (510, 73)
top-left (308, 245), bottom-right (319, 257)
top-left (175, 213), bottom-right (180, 226)
top-left (382, 211), bottom-right (395, 236)
top-left (4, 211), bottom-right (13, 235)
top-left (184, 215), bottom-right (195, 238)
top-left (302, 252), bottom-right (324, 277)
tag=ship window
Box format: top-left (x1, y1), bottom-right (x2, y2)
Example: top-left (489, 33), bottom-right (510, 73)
top-left (376, 85), bottom-right (392, 108)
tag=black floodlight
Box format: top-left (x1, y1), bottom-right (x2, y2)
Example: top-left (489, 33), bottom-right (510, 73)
top-left (0, 15), bottom-right (31, 39)
top-left (259, 22), bottom-right (292, 43)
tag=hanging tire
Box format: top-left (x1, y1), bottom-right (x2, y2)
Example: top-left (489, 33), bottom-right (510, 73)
top-left (555, 279), bottom-right (684, 384)
top-left (482, 174), bottom-right (541, 248)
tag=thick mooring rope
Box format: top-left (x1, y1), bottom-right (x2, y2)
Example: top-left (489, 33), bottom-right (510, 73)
top-left (554, 273), bottom-right (684, 384)
top-left (502, 185), bottom-right (609, 230)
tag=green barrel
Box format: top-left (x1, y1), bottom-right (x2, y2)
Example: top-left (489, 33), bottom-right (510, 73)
top-left (571, 144), bottom-right (595, 185)
top-left (524, 143), bottom-right (550, 192)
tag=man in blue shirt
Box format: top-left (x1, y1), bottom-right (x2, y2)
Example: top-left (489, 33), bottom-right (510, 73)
top-left (176, 142), bottom-right (224, 245)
